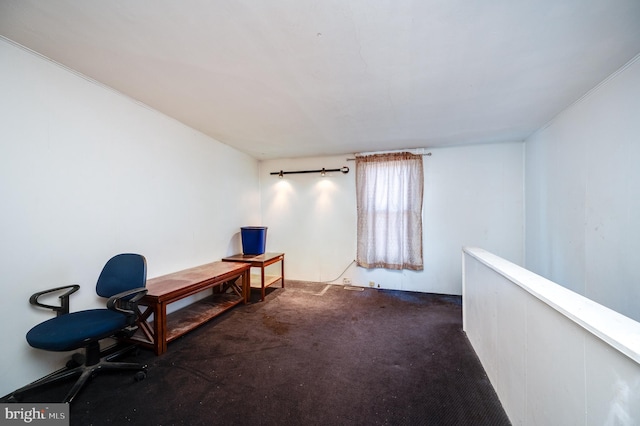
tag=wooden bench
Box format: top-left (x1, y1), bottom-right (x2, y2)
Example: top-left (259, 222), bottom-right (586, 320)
top-left (130, 261), bottom-right (251, 355)
top-left (222, 252), bottom-right (285, 301)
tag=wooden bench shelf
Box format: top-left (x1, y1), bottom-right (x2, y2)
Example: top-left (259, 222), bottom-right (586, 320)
top-left (166, 292), bottom-right (243, 342)
top-left (250, 274), bottom-right (281, 288)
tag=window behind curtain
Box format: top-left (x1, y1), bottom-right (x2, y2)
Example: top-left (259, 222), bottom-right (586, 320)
top-left (356, 152), bottom-right (424, 271)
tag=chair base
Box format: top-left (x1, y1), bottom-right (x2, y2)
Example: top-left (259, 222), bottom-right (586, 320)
top-left (3, 343), bottom-right (147, 404)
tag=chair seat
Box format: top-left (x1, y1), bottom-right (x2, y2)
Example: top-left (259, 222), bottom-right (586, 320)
top-left (26, 309), bottom-right (129, 352)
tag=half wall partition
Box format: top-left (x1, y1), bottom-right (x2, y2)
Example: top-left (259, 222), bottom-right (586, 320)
top-left (463, 247), bottom-right (640, 425)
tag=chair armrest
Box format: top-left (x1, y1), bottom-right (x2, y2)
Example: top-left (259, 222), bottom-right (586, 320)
top-left (29, 284), bottom-right (81, 316)
top-left (106, 287), bottom-right (148, 316)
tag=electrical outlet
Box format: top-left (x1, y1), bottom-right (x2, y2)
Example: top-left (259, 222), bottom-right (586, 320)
top-left (343, 278), bottom-right (352, 285)
top-left (369, 281), bottom-right (375, 287)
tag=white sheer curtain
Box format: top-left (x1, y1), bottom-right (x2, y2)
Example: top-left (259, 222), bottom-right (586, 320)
top-left (356, 152), bottom-right (424, 271)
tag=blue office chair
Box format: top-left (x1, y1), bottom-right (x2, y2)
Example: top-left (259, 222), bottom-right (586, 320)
top-left (6, 253), bottom-right (149, 403)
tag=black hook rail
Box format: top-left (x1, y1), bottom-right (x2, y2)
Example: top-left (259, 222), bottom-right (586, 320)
top-left (270, 166), bottom-right (349, 177)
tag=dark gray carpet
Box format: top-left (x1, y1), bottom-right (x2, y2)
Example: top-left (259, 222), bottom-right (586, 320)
top-left (8, 281), bottom-right (511, 425)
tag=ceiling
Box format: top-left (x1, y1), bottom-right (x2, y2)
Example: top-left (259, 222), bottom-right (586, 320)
top-left (1, 1), bottom-right (640, 160)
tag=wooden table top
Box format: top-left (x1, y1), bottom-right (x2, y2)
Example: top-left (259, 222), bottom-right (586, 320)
top-left (222, 252), bottom-right (284, 263)
top-left (144, 261), bottom-right (250, 300)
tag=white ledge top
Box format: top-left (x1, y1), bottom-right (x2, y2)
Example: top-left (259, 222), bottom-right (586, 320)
top-left (463, 246), bottom-right (640, 365)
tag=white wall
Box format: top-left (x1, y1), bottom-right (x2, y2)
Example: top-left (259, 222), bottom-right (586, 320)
top-left (463, 247), bottom-right (640, 425)
top-left (260, 156), bottom-right (357, 282)
top-left (0, 39), bottom-right (260, 395)
top-left (525, 54), bottom-right (640, 321)
top-left (260, 142), bottom-right (524, 294)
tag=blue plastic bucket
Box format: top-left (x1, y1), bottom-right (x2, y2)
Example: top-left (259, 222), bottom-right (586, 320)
top-left (240, 226), bottom-right (267, 255)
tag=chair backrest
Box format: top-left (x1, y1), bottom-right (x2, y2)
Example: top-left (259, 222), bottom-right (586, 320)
top-left (96, 253), bottom-right (147, 298)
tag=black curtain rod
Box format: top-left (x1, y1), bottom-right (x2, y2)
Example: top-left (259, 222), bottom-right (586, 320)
top-left (270, 166), bottom-right (350, 177)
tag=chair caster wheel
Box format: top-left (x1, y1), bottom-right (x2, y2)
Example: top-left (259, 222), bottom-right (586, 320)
top-left (134, 371), bottom-right (147, 382)
top-left (66, 353), bottom-right (85, 368)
